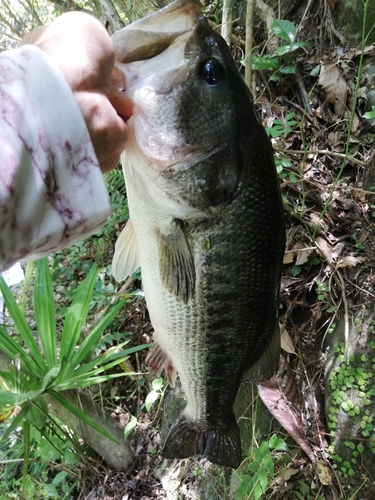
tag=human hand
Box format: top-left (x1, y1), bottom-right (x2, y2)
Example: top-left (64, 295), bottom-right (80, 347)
top-left (21, 12), bottom-right (128, 173)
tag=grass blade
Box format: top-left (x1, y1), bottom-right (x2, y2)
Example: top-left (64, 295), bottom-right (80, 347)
top-left (0, 326), bottom-right (41, 377)
top-left (71, 343), bottom-right (149, 378)
top-left (60, 265), bottom-right (97, 363)
top-left (0, 276), bottom-right (46, 372)
top-left (56, 372), bottom-right (136, 390)
top-left (21, 420), bottom-right (30, 494)
top-left (33, 258), bottom-right (56, 368)
top-left (70, 299), bottom-right (126, 370)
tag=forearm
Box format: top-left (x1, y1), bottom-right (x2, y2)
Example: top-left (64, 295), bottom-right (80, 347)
top-left (0, 45), bottom-right (111, 271)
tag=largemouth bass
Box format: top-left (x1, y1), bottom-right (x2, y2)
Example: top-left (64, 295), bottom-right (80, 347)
top-left (110, 0), bottom-right (285, 469)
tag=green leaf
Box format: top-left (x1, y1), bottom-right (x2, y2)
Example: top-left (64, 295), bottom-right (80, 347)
top-left (152, 377), bottom-right (163, 391)
top-left (22, 419), bottom-right (30, 492)
top-left (0, 403), bottom-right (31, 444)
top-left (0, 389), bottom-right (23, 408)
top-left (26, 397), bottom-right (48, 428)
top-left (0, 326), bottom-right (41, 377)
top-left (70, 299), bottom-right (126, 370)
top-left (145, 390), bottom-right (160, 412)
top-left (48, 390), bottom-right (119, 444)
top-left (41, 362), bottom-right (62, 391)
top-left (310, 64), bottom-right (321, 76)
top-left (271, 19), bottom-right (296, 43)
top-left (234, 474), bottom-right (252, 500)
top-left (363, 106), bottom-right (375, 119)
top-left (263, 453), bottom-right (274, 478)
top-left (34, 258), bottom-right (56, 368)
top-left (254, 481), bottom-right (265, 500)
top-left (255, 441), bottom-right (269, 462)
top-left (124, 414), bottom-right (137, 440)
top-left (59, 265), bottom-right (98, 365)
top-left (269, 434), bottom-right (289, 452)
top-left (52, 470), bottom-right (68, 487)
top-left (276, 42), bottom-right (308, 56)
top-left (67, 343), bottom-right (149, 380)
top-left (0, 276), bottom-right (45, 373)
top-left (257, 467), bottom-right (268, 492)
top-left (252, 56), bottom-right (280, 71)
top-left (279, 64), bottom-right (297, 74)
top-left (43, 483), bottom-right (59, 497)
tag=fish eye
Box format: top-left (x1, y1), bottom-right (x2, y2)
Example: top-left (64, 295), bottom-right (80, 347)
top-left (199, 58), bottom-right (225, 86)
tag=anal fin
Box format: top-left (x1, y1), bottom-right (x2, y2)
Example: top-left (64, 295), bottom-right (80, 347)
top-left (163, 415), bottom-right (241, 468)
top-left (146, 342), bottom-right (177, 387)
top-left (244, 320), bottom-right (281, 383)
top-left (112, 219), bottom-right (140, 282)
top-left (156, 219), bottom-right (195, 303)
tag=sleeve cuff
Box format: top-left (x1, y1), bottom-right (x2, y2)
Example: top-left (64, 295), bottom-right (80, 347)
top-left (0, 45), bottom-right (111, 271)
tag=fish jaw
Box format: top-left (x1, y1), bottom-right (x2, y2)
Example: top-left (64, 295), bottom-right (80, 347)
top-left (111, 0), bottom-right (202, 64)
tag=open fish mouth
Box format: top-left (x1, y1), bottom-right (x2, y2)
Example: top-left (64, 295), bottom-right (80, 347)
top-left (109, 0), bottom-right (202, 121)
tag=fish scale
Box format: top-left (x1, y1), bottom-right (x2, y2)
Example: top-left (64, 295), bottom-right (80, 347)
top-left (111, 0), bottom-right (285, 468)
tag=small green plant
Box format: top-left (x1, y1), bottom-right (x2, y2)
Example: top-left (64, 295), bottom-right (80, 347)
top-left (316, 280), bottom-right (335, 313)
top-left (145, 377), bottom-right (164, 413)
top-left (0, 258), bottom-right (148, 494)
top-left (327, 343), bottom-right (375, 477)
top-left (124, 377), bottom-right (166, 443)
top-left (292, 255), bottom-right (320, 277)
top-left (265, 112), bottom-right (297, 139)
top-left (234, 435), bottom-right (289, 500)
top-left (251, 20), bottom-right (308, 81)
top-left (363, 106), bottom-right (375, 120)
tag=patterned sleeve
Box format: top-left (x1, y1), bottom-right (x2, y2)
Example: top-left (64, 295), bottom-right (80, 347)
top-left (0, 45), bottom-right (111, 272)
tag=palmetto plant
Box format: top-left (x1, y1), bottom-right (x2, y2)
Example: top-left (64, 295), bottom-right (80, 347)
top-left (0, 258), bottom-right (147, 489)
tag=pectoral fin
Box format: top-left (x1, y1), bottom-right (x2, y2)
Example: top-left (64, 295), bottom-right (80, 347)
top-left (112, 219), bottom-right (140, 282)
top-left (156, 220), bottom-right (195, 303)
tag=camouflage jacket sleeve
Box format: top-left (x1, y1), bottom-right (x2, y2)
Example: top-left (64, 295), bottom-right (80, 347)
top-left (0, 45), bottom-right (111, 272)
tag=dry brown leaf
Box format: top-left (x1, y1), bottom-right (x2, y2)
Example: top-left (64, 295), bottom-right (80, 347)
top-left (280, 324), bottom-right (296, 354)
top-left (283, 250), bottom-right (296, 264)
top-left (315, 461), bottom-right (332, 485)
top-left (258, 357), bottom-right (316, 462)
top-left (275, 467), bottom-right (299, 485)
top-left (283, 246), bottom-right (315, 266)
top-left (318, 63), bottom-right (348, 117)
top-left (315, 236), bottom-right (344, 264)
top-left (359, 229), bottom-right (369, 243)
top-left (327, 0), bottom-right (335, 11)
top-left (335, 255), bottom-right (366, 269)
top-left (295, 248), bottom-right (314, 266)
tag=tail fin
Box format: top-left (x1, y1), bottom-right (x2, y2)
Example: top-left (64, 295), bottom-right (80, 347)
top-left (162, 415), bottom-right (241, 468)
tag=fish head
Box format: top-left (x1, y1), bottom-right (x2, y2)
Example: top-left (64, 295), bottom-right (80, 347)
top-left (110, 0), bottom-right (260, 218)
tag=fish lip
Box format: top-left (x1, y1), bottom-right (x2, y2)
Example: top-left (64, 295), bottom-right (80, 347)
top-left (109, 65), bottom-right (134, 122)
top-left (111, 0), bottom-right (203, 64)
